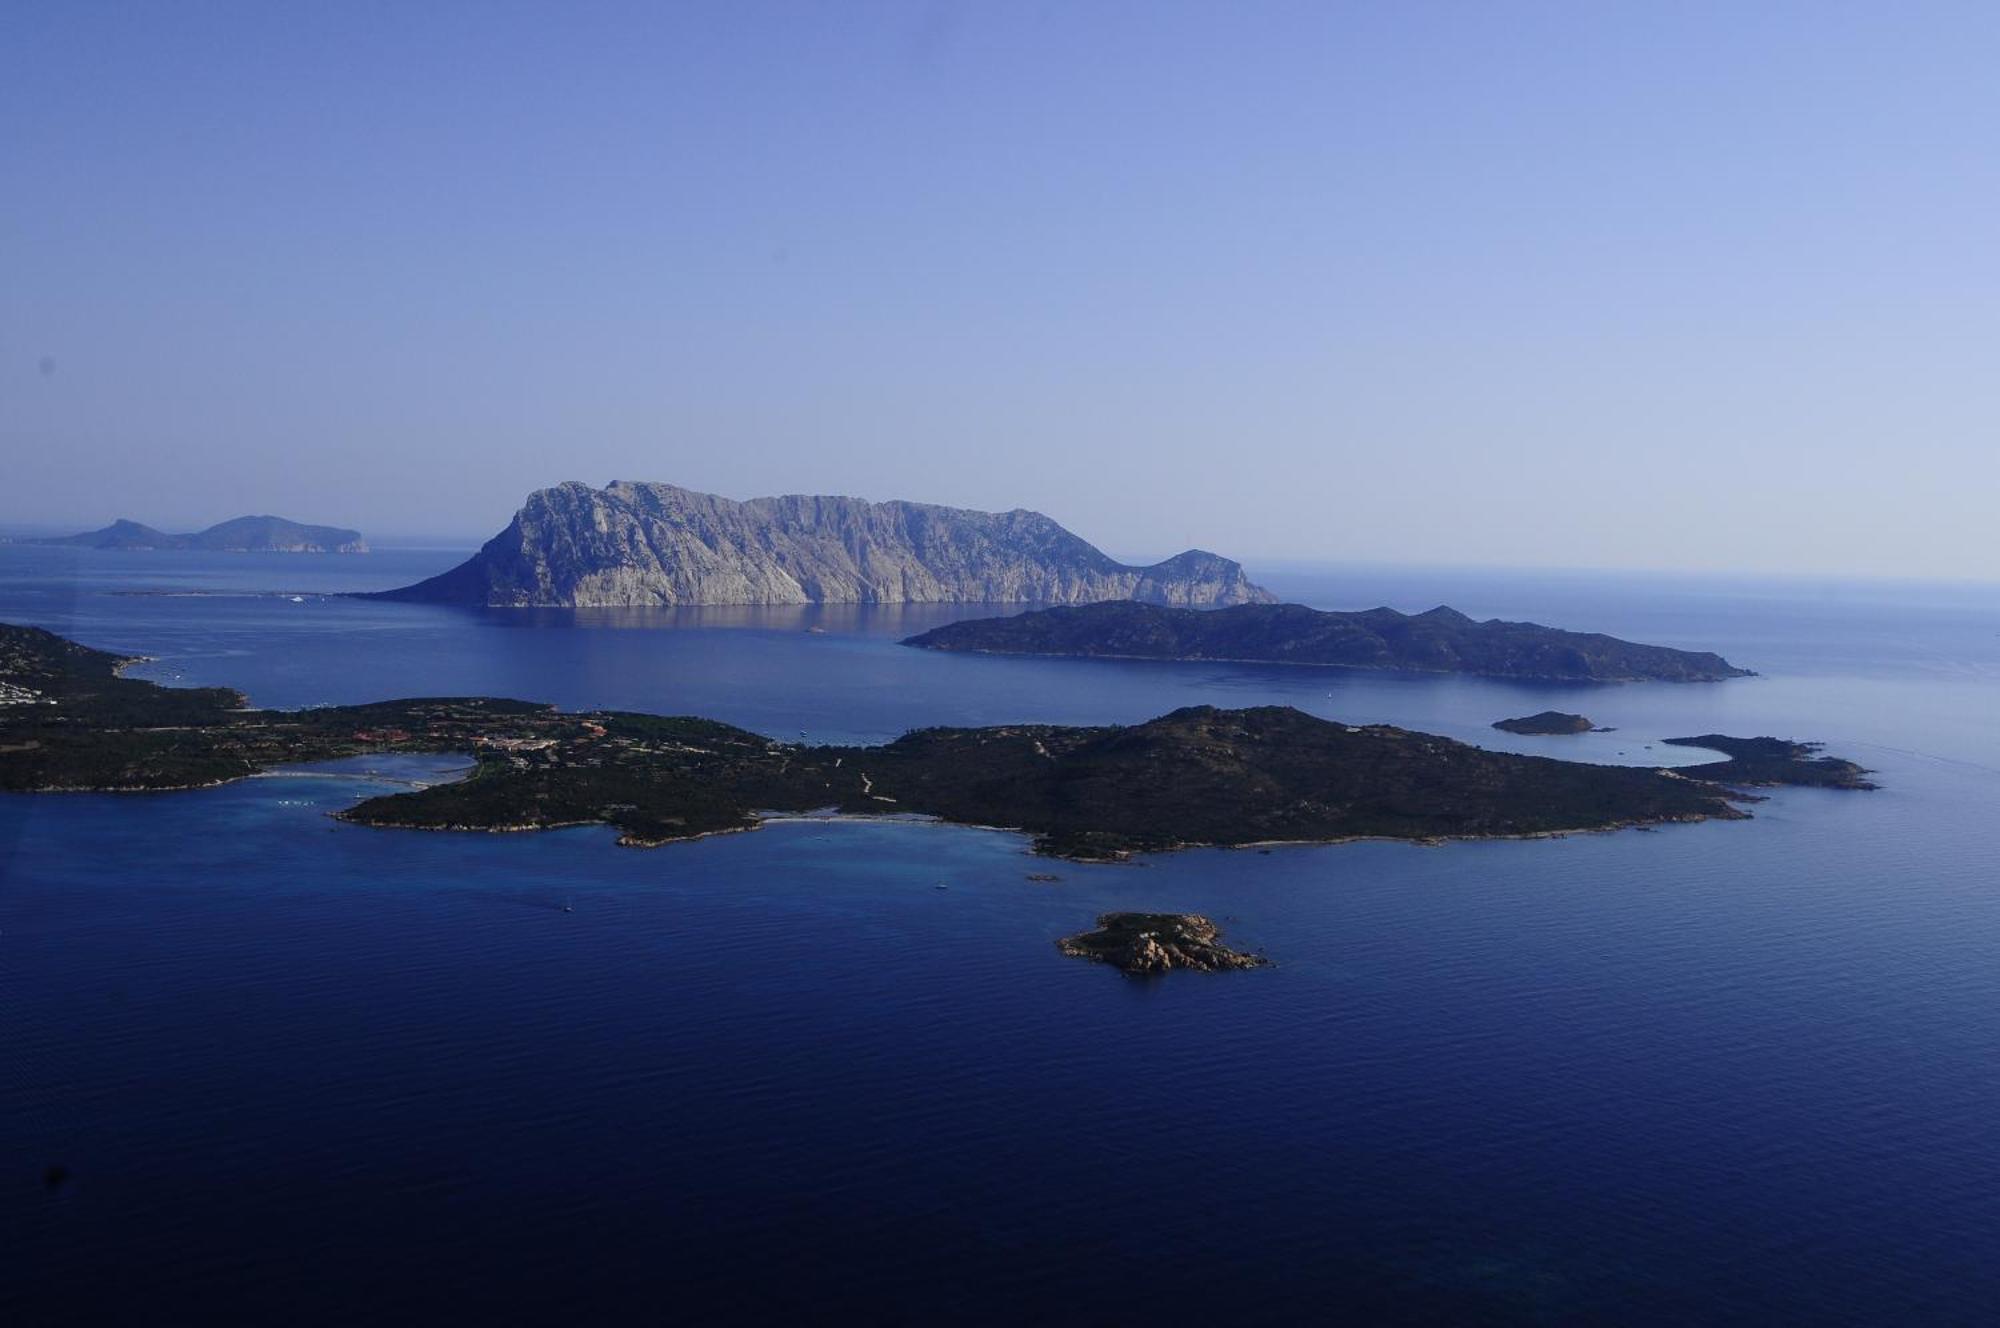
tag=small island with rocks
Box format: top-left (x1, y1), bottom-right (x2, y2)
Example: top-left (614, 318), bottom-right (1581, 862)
top-left (1057, 913), bottom-right (1267, 975)
top-left (1493, 710), bottom-right (1597, 735)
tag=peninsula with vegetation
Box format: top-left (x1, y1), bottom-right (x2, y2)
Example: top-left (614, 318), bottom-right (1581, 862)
top-left (905, 601), bottom-right (1754, 683)
top-left (32, 515), bottom-right (367, 553)
top-left (371, 480), bottom-right (1271, 608)
top-left (0, 622), bottom-right (1867, 861)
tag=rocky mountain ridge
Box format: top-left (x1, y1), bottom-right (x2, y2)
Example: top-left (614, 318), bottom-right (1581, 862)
top-left (376, 481), bottom-right (1272, 608)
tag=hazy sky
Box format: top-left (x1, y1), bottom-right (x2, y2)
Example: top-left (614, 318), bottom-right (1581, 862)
top-left (5, 2), bottom-right (1997, 574)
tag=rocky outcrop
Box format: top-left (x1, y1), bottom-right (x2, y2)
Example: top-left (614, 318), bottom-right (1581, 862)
top-left (1057, 913), bottom-right (1268, 975)
top-left (374, 481), bottom-right (1273, 608)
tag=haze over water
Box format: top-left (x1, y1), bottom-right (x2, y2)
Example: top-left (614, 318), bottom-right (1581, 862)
top-left (5, 546), bottom-right (2000, 1323)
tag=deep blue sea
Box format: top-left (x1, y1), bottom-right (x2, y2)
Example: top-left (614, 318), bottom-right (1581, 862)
top-left (5, 546), bottom-right (2000, 1325)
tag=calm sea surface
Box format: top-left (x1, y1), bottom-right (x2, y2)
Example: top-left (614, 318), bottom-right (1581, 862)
top-left (4, 546), bottom-right (1999, 1324)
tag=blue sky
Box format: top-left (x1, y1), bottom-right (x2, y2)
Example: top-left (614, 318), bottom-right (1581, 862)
top-left (5, 1), bottom-right (1997, 574)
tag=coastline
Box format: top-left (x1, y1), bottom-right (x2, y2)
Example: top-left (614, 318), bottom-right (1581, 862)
top-left (332, 788), bottom-right (1743, 860)
top-left (9, 756), bottom-right (1751, 860)
top-left (0, 621), bottom-right (1866, 865)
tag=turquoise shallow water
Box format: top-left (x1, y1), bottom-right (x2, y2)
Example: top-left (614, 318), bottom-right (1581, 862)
top-left (3, 547), bottom-right (1999, 1324)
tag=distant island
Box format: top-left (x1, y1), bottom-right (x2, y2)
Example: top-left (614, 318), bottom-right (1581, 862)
top-left (369, 480), bottom-right (1271, 608)
top-left (33, 515), bottom-right (367, 554)
top-left (1058, 913), bottom-right (1267, 975)
top-left (904, 601), bottom-right (1754, 683)
top-left (1494, 711), bottom-right (1598, 735)
top-left (0, 622), bottom-right (1867, 861)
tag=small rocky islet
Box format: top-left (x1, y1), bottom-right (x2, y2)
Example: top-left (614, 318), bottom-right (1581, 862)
top-left (1056, 913), bottom-right (1267, 976)
top-left (1493, 710), bottom-right (1598, 735)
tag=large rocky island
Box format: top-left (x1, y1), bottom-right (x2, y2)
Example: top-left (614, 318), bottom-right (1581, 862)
top-left (371, 481), bottom-right (1271, 608)
top-left (0, 623), bottom-right (1867, 860)
top-left (34, 515), bottom-right (367, 553)
top-left (905, 601), bottom-right (1753, 683)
